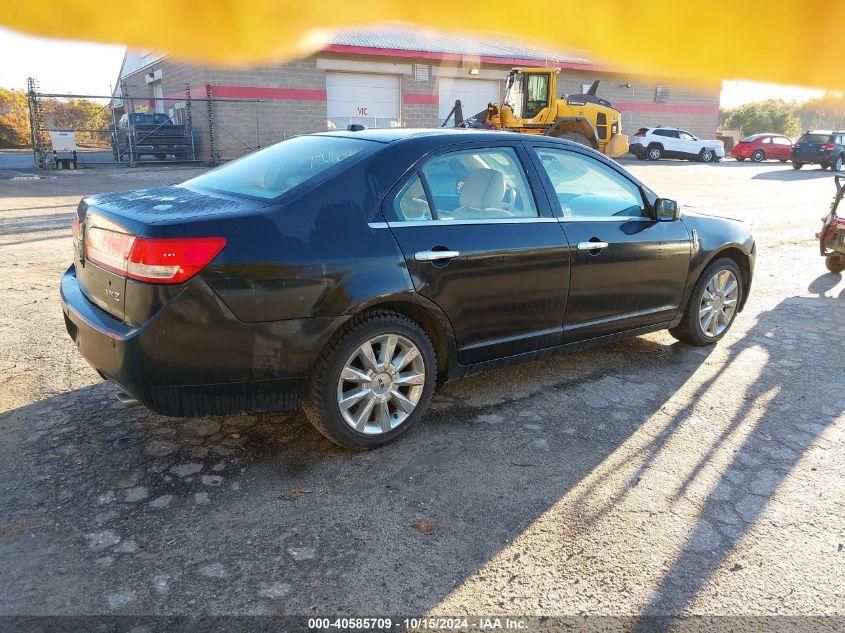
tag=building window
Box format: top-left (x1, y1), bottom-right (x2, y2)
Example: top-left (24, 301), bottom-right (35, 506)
top-left (414, 65), bottom-right (430, 82)
top-left (655, 85), bottom-right (670, 103)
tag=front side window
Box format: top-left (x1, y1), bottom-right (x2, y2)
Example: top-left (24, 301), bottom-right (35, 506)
top-left (678, 131), bottom-right (696, 141)
top-left (419, 147), bottom-right (538, 220)
top-left (184, 135), bottom-right (376, 200)
top-left (533, 148), bottom-right (647, 220)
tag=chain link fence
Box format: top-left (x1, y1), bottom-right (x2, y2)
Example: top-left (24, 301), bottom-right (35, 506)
top-left (26, 77), bottom-right (282, 169)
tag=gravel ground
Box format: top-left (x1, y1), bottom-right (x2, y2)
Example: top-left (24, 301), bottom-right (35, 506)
top-left (0, 159), bottom-right (844, 627)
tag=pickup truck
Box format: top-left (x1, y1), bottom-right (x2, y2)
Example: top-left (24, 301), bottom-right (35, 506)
top-left (111, 112), bottom-right (192, 161)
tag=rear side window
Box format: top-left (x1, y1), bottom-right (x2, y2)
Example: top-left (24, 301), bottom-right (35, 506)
top-left (772, 137), bottom-right (791, 145)
top-left (184, 135), bottom-right (376, 200)
top-left (420, 147), bottom-right (538, 220)
top-left (394, 175), bottom-right (433, 221)
top-left (533, 148), bottom-right (647, 220)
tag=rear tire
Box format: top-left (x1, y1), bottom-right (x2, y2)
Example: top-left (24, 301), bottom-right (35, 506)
top-left (826, 253), bottom-right (845, 273)
top-left (821, 163), bottom-right (830, 171)
top-left (647, 144), bottom-right (663, 161)
top-left (736, 157), bottom-right (746, 162)
top-left (792, 162), bottom-right (803, 170)
top-left (669, 257), bottom-right (743, 346)
top-left (303, 310), bottom-right (437, 448)
top-left (751, 149), bottom-right (765, 162)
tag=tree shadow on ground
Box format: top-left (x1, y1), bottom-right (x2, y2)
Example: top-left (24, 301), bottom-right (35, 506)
top-left (627, 284), bottom-right (843, 628)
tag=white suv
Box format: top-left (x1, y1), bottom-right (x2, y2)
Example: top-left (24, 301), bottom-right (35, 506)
top-left (630, 127), bottom-right (725, 163)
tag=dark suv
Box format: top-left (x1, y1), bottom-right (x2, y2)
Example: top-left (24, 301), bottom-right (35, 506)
top-left (791, 131), bottom-right (845, 171)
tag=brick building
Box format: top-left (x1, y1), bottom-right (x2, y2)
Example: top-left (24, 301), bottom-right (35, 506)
top-left (114, 25), bottom-right (721, 161)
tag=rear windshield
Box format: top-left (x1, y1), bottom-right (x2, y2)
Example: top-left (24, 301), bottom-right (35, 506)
top-left (133, 113), bottom-right (173, 125)
top-left (800, 133), bottom-right (832, 144)
top-left (183, 135), bottom-right (376, 200)
top-left (740, 134), bottom-right (762, 142)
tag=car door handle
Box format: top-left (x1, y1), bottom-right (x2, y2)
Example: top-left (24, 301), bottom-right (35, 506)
top-left (577, 241), bottom-right (609, 251)
top-left (415, 250), bottom-right (460, 262)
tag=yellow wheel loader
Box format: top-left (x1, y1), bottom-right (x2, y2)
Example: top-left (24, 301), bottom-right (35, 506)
top-left (442, 68), bottom-right (629, 158)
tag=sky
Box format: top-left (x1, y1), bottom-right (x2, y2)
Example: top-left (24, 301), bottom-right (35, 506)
top-left (0, 26), bottom-right (830, 107)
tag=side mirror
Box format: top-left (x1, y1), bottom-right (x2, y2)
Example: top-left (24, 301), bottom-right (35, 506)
top-left (655, 198), bottom-right (680, 221)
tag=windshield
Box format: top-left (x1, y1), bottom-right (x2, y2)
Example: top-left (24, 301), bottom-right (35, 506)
top-left (503, 73), bottom-right (524, 118)
top-left (800, 133), bottom-right (832, 144)
top-left (183, 135), bottom-right (376, 200)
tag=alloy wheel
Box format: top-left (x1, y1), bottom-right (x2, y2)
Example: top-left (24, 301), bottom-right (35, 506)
top-left (699, 270), bottom-right (739, 338)
top-left (648, 148), bottom-right (661, 160)
top-left (336, 334), bottom-right (426, 435)
top-left (702, 149), bottom-right (714, 162)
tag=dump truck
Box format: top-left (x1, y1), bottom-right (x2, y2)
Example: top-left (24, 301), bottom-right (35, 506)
top-left (443, 68), bottom-right (629, 158)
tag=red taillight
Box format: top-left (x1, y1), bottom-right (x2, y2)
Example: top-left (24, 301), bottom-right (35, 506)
top-left (85, 215), bottom-right (134, 273)
top-left (634, 131), bottom-right (646, 137)
top-left (84, 213), bottom-right (225, 284)
top-left (126, 237), bottom-right (226, 284)
top-left (822, 143), bottom-right (836, 150)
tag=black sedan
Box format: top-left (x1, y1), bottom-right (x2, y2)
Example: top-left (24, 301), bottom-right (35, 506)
top-left (61, 128), bottom-right (755, 447)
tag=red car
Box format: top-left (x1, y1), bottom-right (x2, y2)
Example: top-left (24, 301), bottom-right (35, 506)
top-left (731, 133), bottom-right (793, 162)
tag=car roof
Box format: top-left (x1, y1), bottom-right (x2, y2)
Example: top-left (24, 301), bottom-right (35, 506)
top-left (316, 127), bottom-right (533, 144)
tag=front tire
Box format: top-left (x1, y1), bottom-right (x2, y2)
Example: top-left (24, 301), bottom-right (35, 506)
top-left (303, 310), bottom-right (436, 448)
top-left (669, 257), bottom-right (743, 346)
top-left (833, 155), bottom-right (844, 172)
top-left (699, 148), bottom-right (715, 163)
top-left (792, 162), bottom-right (803, 170)
top-left (826, 253), bottom-right (845, 273)
top-left (751, 149), bottom-right (765, 162)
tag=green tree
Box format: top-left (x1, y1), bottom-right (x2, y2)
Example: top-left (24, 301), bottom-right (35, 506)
top-left (0, 88), bottom-right (32, 148)
top-left (721, 99), bottom-right (802, 137)
top-left (797, 93), bottom-right (845, 130)
top-left (0, 89), bottom-right (113, 149)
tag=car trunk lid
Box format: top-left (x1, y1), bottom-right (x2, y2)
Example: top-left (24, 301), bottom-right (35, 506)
top-left (73, 186), bottom-right (266, 324)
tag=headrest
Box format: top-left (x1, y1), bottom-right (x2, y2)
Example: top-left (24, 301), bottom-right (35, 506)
top-left (459, 169), bottom-right (505, 210)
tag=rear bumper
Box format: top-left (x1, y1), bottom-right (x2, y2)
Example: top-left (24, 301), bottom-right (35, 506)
top-left (792, 151), bottom-right (831, 164)
top-left (61, 265), bottom-right (342, 416)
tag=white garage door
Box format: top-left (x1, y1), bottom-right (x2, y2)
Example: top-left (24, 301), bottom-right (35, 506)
top-left (326, 72), bottom-right (400, 129)
top-left (439, 78), bottom-right (501, 125)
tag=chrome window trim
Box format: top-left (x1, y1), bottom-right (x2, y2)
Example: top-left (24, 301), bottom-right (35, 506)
top-left (558, 215), bottom-right (652, 223)
top-left (368, 217), bottom-right (561, 229)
